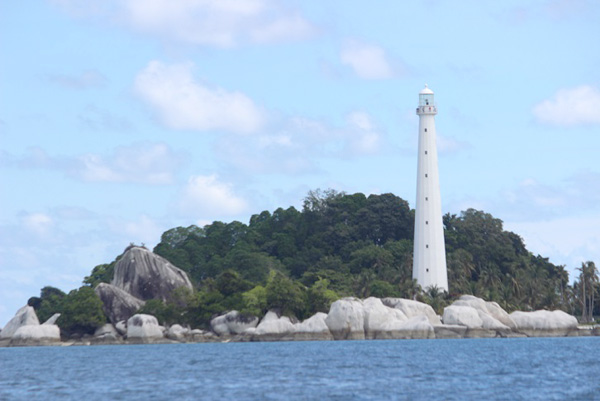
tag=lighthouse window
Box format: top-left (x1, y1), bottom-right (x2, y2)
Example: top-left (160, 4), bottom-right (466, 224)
top-left (425, 174), bottom-right (428, 177)
top-left (425, 197), bottom-right (428, 201)
top-left (425, 151), bottom-right (428, 154)
top-left (426, 245), bottom-right (429, 248)
top-left (426, 221), bottom-right (428, 225)
top-left (426, 268), bottom-right (429, 272)
top-left (424, 128), bottom-right (427, 132)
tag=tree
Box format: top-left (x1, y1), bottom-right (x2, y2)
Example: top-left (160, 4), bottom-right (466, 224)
top-left (57, 286), bottom-right (106, 336)
top-left (265, 271), bottom-right (306, 318)
top-left (83, 263), bottom-right (115, 288)
top-left (305, 279), bottom-right (339, 316)
top-left (577, 261), bottom-right (599, 323)
top-left (29, 286), bottom-right (66, 323)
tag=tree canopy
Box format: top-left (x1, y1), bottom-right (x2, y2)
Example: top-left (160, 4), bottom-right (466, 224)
top-left (32, 189), bottom-right (599, 330)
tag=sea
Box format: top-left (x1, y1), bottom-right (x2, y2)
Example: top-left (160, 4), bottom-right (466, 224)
top-left (1, 337), bottom-right (599, 400)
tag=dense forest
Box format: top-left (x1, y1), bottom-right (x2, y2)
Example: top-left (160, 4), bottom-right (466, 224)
top-left (31, 190), bottom-right (599, 335)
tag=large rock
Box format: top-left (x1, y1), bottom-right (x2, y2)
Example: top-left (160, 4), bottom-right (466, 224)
top-left (453, 295), bottom-right (516, 330)
top-left (253, 311), bottom-right (296, 341)
top-left (510, 310), bottom-right (578, 337)
top-left (325, 298), bottom-right (365, 340)
top-left (10, 325), bottom-right (61, 346)
top-left (126, 314), bottom-right (164, 341)
top-left (442, 305), bottom-right (483, 328)
top-left (167, 324), bottom-right (190, 341)
top-left (1, 306), bottom-right (40, 339)
top-left (382, 298), bottom-right (442, 325)
top-left (433, 324), bottom-right (468, 339)
top-left (42, 313), bottom-right (61, 325)
top-left (363, 297), bottom-right (407, 339)
top-left (211, 311), bottom-right (259, 336)
top-left (293, 312), bottom-right (333, 341)
top-left (112, 246), bottom-right (193, 302)
top-left (92, 323), bottom-right (121, 344)
top-left (95, 283), bottom-right (146, 324)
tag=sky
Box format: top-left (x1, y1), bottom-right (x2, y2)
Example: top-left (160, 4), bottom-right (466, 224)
top-left (1, 0), bottom-right (599, 327)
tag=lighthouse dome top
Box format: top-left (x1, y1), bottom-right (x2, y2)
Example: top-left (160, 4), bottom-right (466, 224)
top-left (419, 84), bottom-right (434, 95)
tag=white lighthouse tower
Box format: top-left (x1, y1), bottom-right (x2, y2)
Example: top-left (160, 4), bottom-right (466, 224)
top-left (412, 85), bottom-right (448, 291)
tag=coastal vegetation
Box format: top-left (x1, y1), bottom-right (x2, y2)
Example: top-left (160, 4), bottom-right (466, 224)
top-left (29, 190), bottom-right (600, 335)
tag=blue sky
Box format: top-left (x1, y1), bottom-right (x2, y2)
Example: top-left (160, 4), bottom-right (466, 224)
top-left (1, 0), bottom-right (599, 326)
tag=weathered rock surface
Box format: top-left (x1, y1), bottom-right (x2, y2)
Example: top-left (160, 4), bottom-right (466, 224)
top-left (363, 297), bottom-right (407, 339)
top-left (167, 324), bottom-right (189, 341)
top-left (1, 306), bottom-right (40, 339)
top-left (112, 246), bottom-right (193, 302)
top-left (115, 320), bottom-right (127, 336)
top-left (211, 311), bottom-right (259, 336)
top-left (292, 312), bottom-right (333, 341)
top-left (92, 323), bottom-right (121, 343)
top-left (442, 305), bottom-right (483, 328)
top-left (433, 324), bottom-right (468, 339)
top-left (42, 313), bottom-right (61, 325)
top-left (10, 325), bottom-right (61, 346)
top-left (382, 298), bottom-right (441, 325)
top-left (325, 298), bottom-right (366, 340)
top-left (253, 311), bottom-right (296, 340)
top-left (95, 283), bottom-right (146, 324)
top-left (453, 295), bottom-right (516, 330)
top-left (126, 314), bottom-right (164, 341)
top-left (510, 310), bottom-right (578, 337)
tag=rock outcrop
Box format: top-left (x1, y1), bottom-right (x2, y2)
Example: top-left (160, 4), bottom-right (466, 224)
top-left (1, 306), bottom-right (40, 339)
top-left (293, 312), bottom-right (333, 341)
top-left (167, 324), bottom-right (189, 341)
top-left (363, 297), bottom-right (408, 339)
top-left (126, 314), bottom-right (165, 342)
top-left (0, 305), bottom-right (61, 346)
top-left (510, 310), bottom-right (578, 337)
top-left (42, 313), bottom-right (61, 325)
top-left (211, 311), bottom-right (259, 336)
top-left (382, 298), bottom-right (441, 325)
top-left (252, 311), bottom-right (296, 341)
top-left (452, 295), bottom-right (516, 330)
top-left (92, 323), bottom-right (121, 344)
top-left (325, 298), bottom-right (366, 340)
top-left (112, 246), bottom-right (193, 302)
top-left (95, 283), bottom-right (146, 324)
top-left (10, 325), bottom-right (61, 346)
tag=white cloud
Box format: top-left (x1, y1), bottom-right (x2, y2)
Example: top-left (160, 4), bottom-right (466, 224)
top-left (216, 111), bottom-right (385, 175)
top-left (9, 142), bottom-right (185, 184)
top-left (177, 174), bottom-right (248, 218)
top-left (46, 69), bottom-right (107, 89)
top-left (340, 40), bottom-right (394, 80)
top-left (345, 112), bottom-right (381, 155)
top-left (134, 61), bottom-right (265, 133)
top-left (22, 213), bottom-right (54, 237)
top-left (51, 0), bottom-right (316, 47)
top-left (107, 214), bottom-right (164, 248)
top-left (533, 85), bottom-right (600, 125)
top-left (75, 142), bottom-right (185, 184)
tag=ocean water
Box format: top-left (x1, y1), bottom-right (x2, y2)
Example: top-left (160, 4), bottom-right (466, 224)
top-left (1, 337), bottom-right (599, 400)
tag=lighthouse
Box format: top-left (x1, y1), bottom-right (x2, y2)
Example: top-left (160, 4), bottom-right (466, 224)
top-left (412, 85), bottom-right (448, 291)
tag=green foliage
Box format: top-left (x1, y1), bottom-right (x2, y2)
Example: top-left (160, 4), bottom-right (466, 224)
top-left (64, 189), bottom-right (593, 329)
top-left (57, 286), bottom-right (106, 336)
top-left (305, 279), bottom-right (339, 316)
top-left (241, 285), bottom-right (267, 317)
top-left (30, 286), bottom-right (66, 323)
top-left (83, 262), bottom-right (115, 288)
top-left (265, 271), bottom-right (306, 318)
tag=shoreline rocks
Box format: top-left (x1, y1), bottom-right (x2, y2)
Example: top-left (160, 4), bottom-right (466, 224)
top-left (1, 294), bottom-right (597, 347)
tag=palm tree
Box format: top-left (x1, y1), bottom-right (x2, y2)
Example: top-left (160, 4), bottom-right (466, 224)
top-left (578, 261), bottom-right (599, 323)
